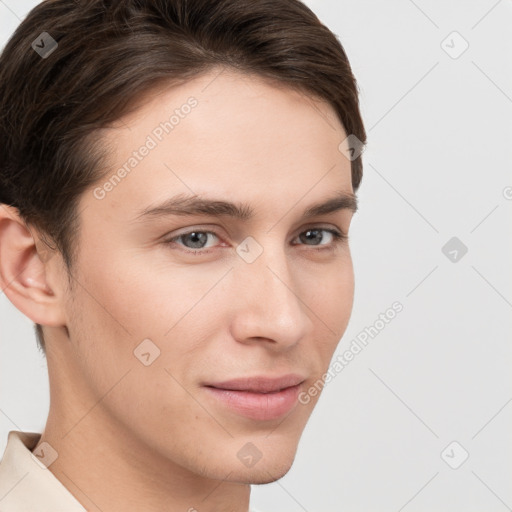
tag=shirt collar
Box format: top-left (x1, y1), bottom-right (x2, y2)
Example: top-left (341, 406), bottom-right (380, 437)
top-left (0, 430), bottom-right (86, 512)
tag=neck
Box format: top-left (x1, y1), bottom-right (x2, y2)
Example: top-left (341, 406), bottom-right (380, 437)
top-left (35, 414), bottom-right (251, 512)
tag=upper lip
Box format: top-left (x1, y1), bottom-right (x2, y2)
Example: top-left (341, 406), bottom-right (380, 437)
top-left (204, 374), bottom-right (306, 393)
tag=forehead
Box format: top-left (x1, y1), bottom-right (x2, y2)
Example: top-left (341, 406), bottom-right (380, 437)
top-left (82, 69), bottom-right (352, 225)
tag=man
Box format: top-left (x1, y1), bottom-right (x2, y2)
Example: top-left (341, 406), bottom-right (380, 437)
top-left (0, 0), bottom-right (366, 510)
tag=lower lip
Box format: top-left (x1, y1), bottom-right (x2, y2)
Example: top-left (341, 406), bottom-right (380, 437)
top-left (203, 383), bottom-right (302, 421)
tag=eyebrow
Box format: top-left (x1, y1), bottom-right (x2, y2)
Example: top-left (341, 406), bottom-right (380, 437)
top-left (133, 190), bottom-right (357, 222)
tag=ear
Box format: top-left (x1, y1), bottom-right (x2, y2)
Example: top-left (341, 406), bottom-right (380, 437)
top-left (0, 204), bottom-right (67, 327)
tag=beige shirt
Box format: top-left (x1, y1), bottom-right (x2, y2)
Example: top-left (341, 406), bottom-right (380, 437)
top-left (0, 430), bottom-right (86, 511)
top-left (0, 430), bottom-right (264, 512)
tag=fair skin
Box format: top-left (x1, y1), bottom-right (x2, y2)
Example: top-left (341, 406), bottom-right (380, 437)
top-left (0, 68), bottom-right (356, 512)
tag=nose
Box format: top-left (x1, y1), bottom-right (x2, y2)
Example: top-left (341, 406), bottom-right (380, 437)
top-left (228, 239), bottom-right (315, 350)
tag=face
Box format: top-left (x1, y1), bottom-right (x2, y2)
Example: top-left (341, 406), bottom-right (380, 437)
top-left (52, 68), bottom-right (356, 483)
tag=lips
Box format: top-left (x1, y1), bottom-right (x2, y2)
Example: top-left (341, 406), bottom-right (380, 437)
top-left (204, 374), bottom-right (306, 393)
top-left (203, 374), bottom-right (306, 421)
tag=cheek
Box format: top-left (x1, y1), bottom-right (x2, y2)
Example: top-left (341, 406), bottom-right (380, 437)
top-left (76, 252), bottom-right (208, 340)
top-left (304, 255), bottom-right (354, 321)
top-left (67, 253), bottom-right (223, 388)
top-left (304, 258), bottom-right (355, 360)
top-left (65, 261), bottom-right (206, 439)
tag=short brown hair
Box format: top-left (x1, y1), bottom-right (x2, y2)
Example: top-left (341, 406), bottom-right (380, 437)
top-left (0, 0), bottom-right (366, 355)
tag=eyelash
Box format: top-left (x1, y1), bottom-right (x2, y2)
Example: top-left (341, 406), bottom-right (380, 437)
top-left (164, 226), bottom-right (348, 255)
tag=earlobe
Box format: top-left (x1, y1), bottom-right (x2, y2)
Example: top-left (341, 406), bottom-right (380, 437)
top-left (0, 205), bottom-right (66, 327)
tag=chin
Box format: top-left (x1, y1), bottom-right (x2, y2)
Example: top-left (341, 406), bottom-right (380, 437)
top-left (228, 446), bottom-right (298, 485)
top-left (230, 459), bottom-right (295, 485)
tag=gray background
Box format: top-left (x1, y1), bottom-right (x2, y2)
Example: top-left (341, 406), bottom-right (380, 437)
top-left (1, 1), bottom-right (511, 511)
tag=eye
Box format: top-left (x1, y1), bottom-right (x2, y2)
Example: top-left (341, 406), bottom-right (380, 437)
top-left (167, 230), bottom-right (220, 253)
top-left (164, 226), bottom-right (347, 255)
top-left (292, 228), bottom-right (347, 248)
